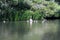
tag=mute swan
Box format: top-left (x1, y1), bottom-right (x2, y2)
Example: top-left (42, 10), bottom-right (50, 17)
top-left (3, 20), bottom-right (6, 23)
top-left (42, 19), bottom-right (47, 23)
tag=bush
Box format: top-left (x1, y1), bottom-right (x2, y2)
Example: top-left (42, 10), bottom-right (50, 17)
top-left (21, 10), bottom-right (32, 21)
top-left (31, 1), bottom-right (60, 18)
top-left (32, 10), bottom-right (44, 20)
top-left (0, 0), bottom-right (60, 21)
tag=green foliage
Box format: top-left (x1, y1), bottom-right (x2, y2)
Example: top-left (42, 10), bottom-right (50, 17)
top-left (0, 0), bottom-right (60, 21)
top-left (31, 1), bottom-right (60, 18)
top-left (15, 11), bottom-right (19, 21)
top-left (12, 0), bottom-right (18, 5)
top-left (21, 10), bottom-right (32, 20)
top-left (32, 10), bottom-right (43, 20)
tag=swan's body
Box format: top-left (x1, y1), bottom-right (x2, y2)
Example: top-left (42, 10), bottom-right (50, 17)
top-left (30, 18), bottom-right (33, 22)
top-left (42, 19), bottom-right (47, 23)
top-left (30, 18), bottom-right (33, 25)
top-left (3, 20), bottom-right (6, 23)
top-left (34, 20), bottom-right (38, 23)
top-left (27, 20), bottom-right (29, 22)
top-left (27, 18), bottom-right (33, 23)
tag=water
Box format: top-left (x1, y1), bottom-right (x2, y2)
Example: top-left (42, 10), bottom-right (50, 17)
top-left (0, 20), bottom-right (60, 40)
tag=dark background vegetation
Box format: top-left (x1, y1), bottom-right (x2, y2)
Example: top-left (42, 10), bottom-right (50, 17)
top-left (0, 0), bottom-right (60, 21)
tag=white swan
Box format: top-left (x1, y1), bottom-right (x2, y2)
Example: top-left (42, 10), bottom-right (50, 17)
top-left (29, 18), bottom-right (33, 24)
top-left (42, 19), bottom-right (47, 23)
top-left (30, 18), bottom-right (33, 22)
top-left (3, 20), bottom-right (6, 23)
top-left (27, 20), bottom-right (29, 22)
top-left (34, 20), bottom-right (38, 23)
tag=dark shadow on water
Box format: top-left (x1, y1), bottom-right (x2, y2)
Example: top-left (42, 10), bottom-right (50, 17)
top-left (0, 21), bottom-right (30, 40)
top-left (42, 32), bottom-right (57, 40)
top-left (42, 19), bottom-right (60, 40)
top-left (56, 19), bottom-right (60, 40)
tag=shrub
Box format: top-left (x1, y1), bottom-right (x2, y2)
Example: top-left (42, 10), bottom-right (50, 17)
top-left (32, 10), bottom-right (45, 20)
top-left (21, 10), bottom-right (32, 21)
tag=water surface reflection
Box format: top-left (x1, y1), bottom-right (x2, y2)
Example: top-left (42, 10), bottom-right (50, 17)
top-left (0, 20), bottom-right (59, 40)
